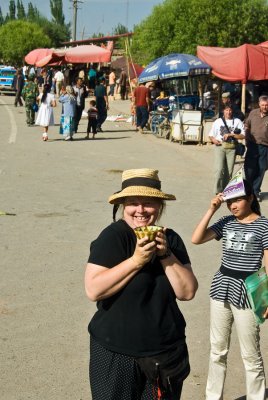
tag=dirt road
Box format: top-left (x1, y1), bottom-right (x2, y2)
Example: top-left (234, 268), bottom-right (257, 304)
top-left (0, 94), bottom-right (267, 400)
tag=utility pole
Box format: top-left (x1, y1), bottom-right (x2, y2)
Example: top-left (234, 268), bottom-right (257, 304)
top-left (71, 0), bottom-right (83, 42)
top-left (126, 0), bottom-right (129, 31)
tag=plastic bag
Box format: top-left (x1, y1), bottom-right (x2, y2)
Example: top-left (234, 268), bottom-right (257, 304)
top-left (245, 267), bottom-right (268, 324)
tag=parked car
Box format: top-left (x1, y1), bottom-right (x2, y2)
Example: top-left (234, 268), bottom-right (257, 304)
top-left (0, 66), bottom-right (16, 94)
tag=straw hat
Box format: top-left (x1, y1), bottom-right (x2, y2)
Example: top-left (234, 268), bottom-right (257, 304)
top-left (108, 168), bottom-right (176, 204)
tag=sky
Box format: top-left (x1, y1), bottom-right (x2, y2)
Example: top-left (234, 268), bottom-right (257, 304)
top-left (1, 0), bottom-right (164, 39)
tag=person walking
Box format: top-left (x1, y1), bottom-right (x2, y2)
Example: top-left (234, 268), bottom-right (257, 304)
top-left (88, 65), bottom-right (97, 91)
top-left (12, 68), bottom-right (24, 107)
top-left (244, 95), bottom-right (268, 202)
top-left (108, 68), bottom-right (116, 100)
top-left (94, 78), bottom-right (108, 132)
top-left (133, 82), bottom-right (150, 134)
top-left (73, 77), bottom-right (88, 133)
top-left (59, 85), bottom-right (77, 141)
top-left (21, 74), bottom-right (39, 127)
top-left (209, 105), bottom-right (245, 194)
top-left (53, 68), bottom-right (64, 97)
top-left (192, 181), bottom-right (268, 400)
top-left (35, 84), bottom-right (56, 141)
top-left (85, 168), bottom-right (198, 400)
top-left (119, 68), bottom-right (127, 100)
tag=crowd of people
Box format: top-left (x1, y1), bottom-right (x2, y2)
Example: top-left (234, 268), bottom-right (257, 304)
top-left (16, 64), bottom-right (116, 141)
top-left (9, 61), bottom-right (268, 400)
top-left (13, 63), bottom-right (268, 200)
top-left (12, 63), bottom-right (135, 141)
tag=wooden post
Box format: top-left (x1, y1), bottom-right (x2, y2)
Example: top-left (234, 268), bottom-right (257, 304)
top-left (199, 78), bottom-right (204, 145)
top-left (125, 38), bottom-right (132, 98)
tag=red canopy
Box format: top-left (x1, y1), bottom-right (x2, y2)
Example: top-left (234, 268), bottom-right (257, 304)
top-left (25, 48), bottom-right (54, 65)
top-left (64, 45), bottom-right (111, 63)
top-left (26, 45), bottom-right (111, 67)
top-left (197, 43), bottom-right (268, 83)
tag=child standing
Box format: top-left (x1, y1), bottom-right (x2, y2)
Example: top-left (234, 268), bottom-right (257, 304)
top-left (85, 100), bottom-right (98, 139)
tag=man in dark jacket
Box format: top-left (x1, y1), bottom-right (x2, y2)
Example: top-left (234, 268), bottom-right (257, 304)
top-left (73, 77), bottom-right (88, 133)
top-left (12, 69), bottom-right (25, 107)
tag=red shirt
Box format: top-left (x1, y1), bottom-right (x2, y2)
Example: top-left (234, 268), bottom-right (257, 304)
top-left (134, 86), bottom-right (150, 107)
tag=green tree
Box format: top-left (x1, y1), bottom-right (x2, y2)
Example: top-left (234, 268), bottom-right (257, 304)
top-left (112, 23), bottom-right (128, 35)
top-left (0, 20), bottom-right (51, 65)
top-left (8, 0), bottom-right (16, 20)
top-left (17, 0), bottom-right (26, 19)
top-left (0, 7), bottom-right (4, 25)
top-left (38, 16), bottom-right (70, 47)
top-left (50, 0), bottom-right (65, 25)
top-left (27, 2), bottom-right (39, 20)
top-left (92, 32), bottom-right (105, 38)
top-left (131, 0), bottom-right (268, 65)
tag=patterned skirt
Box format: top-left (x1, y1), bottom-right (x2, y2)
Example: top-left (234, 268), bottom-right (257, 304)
top-left (59, 115), bottom-right (75, 135)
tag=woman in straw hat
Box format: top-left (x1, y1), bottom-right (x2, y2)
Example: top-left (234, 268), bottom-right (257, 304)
top-left (85, 168), bottom-right (198, 400)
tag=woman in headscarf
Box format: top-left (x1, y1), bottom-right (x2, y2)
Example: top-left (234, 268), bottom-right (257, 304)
top-left (59, 85), bottom-right (77, 141)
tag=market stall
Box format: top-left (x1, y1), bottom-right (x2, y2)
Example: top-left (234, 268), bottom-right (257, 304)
top-left (138, 53), bottom-right (211, 143)
top-left (197, 43), bottom-right (268, 113)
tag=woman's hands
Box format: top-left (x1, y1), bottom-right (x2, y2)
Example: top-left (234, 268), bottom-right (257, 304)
top-left (131, 236), bottom-right (157, 268)
top-left (131, 229), bottom-right (168, 267)
top-left (191, 196), bottom-right (221, 245)
top-left (155, 229), bottom-right (168, 257)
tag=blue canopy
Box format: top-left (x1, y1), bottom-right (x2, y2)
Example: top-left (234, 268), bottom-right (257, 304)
top-left (138, 53), bottom-right (211, 83)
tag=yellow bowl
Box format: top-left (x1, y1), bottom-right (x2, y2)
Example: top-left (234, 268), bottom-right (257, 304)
top-left (134, 225), bottom-right (163, 241)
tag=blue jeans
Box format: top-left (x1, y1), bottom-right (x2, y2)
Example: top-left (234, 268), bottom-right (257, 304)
top-left (244, 142), bottom-right (268, 195)
top-left (136, 106), bottom-right (149, 129)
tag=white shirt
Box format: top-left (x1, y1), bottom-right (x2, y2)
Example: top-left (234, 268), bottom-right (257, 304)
top-left (209, 117), bottom-right (245, 142)
top-left (54, 71), bottom-right (64, 82)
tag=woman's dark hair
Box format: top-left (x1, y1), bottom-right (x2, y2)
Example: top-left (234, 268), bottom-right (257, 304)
top-left (243, 179), bottom-right (261, 215)
top-left (41, 84), bottom-right (50, 103)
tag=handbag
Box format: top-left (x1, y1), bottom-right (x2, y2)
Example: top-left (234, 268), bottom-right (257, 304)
top-left (235, 142), bottom-right (246, 156)
top-left (136, 342), bottom-right (190, 393)
top-left (245, 267), bottom-right (268, 324)
top-left (32, 103), bottom-right (39, 112)
top-left (221, 117), bottom-right (237, 149)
